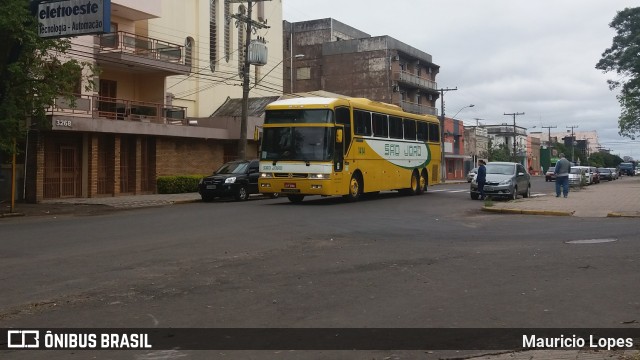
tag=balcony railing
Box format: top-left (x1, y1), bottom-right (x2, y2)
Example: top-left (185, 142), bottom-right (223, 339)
top-left (51, 95), bottom-right (189, 125)
top-left (400, 100), bottom-right (438, 116)
top-left (98, 31), bottom-right (185, 64)
top-left (395, 71), bottom-right (437, 91)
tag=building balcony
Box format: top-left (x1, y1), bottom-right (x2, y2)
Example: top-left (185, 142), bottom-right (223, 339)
top-left (394, 70), bottom-right (438, 92)
top-left (400, 100), bottom-right (438, 116)
top-left (96, 31), bottom-right (190, 75)
top-left (50, 94), bottom-right (189, 125)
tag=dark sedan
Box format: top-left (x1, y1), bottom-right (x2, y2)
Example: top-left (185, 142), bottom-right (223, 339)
top-left (198, 159), bottom-right (278, 201)
top-left (598, 167), bottom-right (614, 181)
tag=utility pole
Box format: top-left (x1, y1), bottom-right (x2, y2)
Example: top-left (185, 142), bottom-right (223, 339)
top-left (567, 125), bottom-right (579, 163)
top-left (541, 125), bottom-right (557, 147)
top-left (504, 112), bottom-right (525, 162)
top-left (229, 0), bottom-right (269, 160)
top-left (438, 87), bottom-right (457, 182)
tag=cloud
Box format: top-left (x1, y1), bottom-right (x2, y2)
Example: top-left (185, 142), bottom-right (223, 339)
top-left (284, 0), bottom-right (639, 156)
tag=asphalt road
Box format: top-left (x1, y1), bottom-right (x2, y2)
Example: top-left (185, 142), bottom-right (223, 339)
top-left (1, 185), bottom-right (638, 359)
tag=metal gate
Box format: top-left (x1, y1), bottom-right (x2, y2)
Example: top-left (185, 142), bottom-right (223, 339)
top-left (43, 137), bottom-right (82, 199)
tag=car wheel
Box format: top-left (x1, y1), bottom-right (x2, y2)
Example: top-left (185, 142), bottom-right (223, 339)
top-left (510, 186), bottom-right (518, 200)
top-left (201, 194), bottom-right (214, 202)
top-left (523, 184), bottom-right (530, 198)
top-left (345, 173), bottom-right (362, 202)
top-left (287, 194), bottom-right (304, 203)
top-left (235, 186), bottom-right (249, 201)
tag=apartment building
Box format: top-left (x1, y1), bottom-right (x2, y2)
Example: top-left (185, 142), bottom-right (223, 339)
top-left (442, 117), bottom-right (467, 180)
top-left (284, 18), bottom-right (440, 116)
top-left (24, 0), bottom-right (283, 202)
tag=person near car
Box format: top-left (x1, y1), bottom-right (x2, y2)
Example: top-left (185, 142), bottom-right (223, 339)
top-left (477, 160), bottom-right (487, 200)
top-left (554, 153), bottom-right (571, 198)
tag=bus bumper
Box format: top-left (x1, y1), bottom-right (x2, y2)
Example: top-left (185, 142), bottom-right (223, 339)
top-left (259, 178), bottom-right (341, 196)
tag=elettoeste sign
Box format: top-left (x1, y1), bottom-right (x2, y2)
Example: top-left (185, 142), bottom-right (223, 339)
top-left (38, 0), bottom-right (111, 38)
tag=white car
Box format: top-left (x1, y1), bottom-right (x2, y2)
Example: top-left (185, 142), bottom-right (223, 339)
top-left (572, 166), bottom-right (593, 185)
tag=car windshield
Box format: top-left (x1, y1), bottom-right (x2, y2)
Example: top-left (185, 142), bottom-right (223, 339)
top-left (486, 164), bottom-right (515, 175)
top-left (470, 168), bottom-right (477, 173)
top-left (261, 127), bottom-right (335, 161)
top-left (570, 168), bottom-right (582, 174)
top-left (215, 162), bottom-right (249, 174)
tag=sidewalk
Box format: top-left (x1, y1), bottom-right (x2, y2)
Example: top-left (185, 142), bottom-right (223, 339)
top-left (2, 176), bottom-right (639, 218)
top-left (0, 192), bottom-right (202, 218)
top-left (482, 175), bottom-right (640, 218)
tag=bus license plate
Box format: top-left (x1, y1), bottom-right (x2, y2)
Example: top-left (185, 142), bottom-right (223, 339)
top-left (284, 183), bottom-right (296, 188)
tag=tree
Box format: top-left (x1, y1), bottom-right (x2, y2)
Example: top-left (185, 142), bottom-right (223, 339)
top-left (0, 0), bottom-right (94, 154)
top-left (486, 139), bottom-right (512, 162)
top-left (596, 7), bottom-right (640, 140)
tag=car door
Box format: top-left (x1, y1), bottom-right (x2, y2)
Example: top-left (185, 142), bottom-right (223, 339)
top-left (516, 164), bottom-right (528, 193)
top-left (247, 160), bottom-right (260, 194)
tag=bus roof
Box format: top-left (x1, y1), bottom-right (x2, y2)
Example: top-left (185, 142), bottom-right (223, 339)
top-left (267, 97), bottom-right (436, 122)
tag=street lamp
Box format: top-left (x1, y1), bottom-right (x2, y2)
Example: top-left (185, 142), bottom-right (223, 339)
top-left (452, 104), bottom-right (474, 119)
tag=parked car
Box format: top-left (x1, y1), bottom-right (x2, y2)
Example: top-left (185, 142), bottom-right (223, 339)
top-left (608, 168), bottom-right (619, 180)
top-left (573, 166), bottom-right (593, 185)
top-left (470, 162), bottom-right (531, 200)
top-left (467, 167), bottom-right (478, 182)
top-left (590, 166), bottom-right (600, 184)
top-left (568, 167), bottom-right (586, 186)
top-left (198, 159), bottom-right (278, 201)
top-left (545, 166), bottom-right (556, 182)
top-left (598, 168), bottom-right (614, 181)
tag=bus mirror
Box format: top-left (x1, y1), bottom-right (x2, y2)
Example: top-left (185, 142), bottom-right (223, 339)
top-left (336, 129), bottom-right (343, 143)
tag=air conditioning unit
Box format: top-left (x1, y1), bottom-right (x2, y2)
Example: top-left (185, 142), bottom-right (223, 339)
top-left (393, 85), bottom-right (400, 92)
top-left (393, 55), bottom-right (400, 61)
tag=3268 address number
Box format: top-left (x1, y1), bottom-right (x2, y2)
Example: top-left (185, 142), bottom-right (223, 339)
top-left (55, 120), bottom-right (72, 127)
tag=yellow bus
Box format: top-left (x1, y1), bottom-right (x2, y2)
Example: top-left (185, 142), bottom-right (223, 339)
top-left (259, 96), bottom-right (442, 203)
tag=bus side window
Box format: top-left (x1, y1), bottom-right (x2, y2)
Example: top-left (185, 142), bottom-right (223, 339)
top-left (354, 109), bottom-right (371, 136)
top-left (403, 119), bottom-right (416, 140)
top-left (428, 123), bottom-right (440, 142)
top-left (417, 122), bottom-right (428, 141)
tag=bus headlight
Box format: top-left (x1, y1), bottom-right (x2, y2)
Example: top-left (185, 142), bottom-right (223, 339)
top-left (309, 173), bottom-right (330, 179)
top-left (260, 173), bottom-right (273, 178)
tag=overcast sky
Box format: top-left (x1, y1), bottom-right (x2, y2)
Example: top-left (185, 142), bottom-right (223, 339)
top-left (283, 0), bottom-right (640, 158)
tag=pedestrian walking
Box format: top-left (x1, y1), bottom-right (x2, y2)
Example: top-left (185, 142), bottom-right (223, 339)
top-left (554, 153), bottom-right (571, 198)
top-left (477, 160), bottom-right (487, 200)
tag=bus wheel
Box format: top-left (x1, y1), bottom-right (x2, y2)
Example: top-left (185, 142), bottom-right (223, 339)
top-left (287, 194), bottom-right (305, 203)
top-left (418, 171), bottom-right (428, 194)
top-left (409, 171), bottom-right (420, 195)
top-left (345, 173), bottom-right (362, 202)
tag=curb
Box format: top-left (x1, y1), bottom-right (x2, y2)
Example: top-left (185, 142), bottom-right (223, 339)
top-left (607, 212), bottom-right (640, 218)
top-left (0, 212), bottom-right (26, 218)
top-left (481, 206), bottom-right (573, 216)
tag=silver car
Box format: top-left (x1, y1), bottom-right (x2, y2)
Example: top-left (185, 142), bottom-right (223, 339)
top-left (467, 167), bottom-right (478, 182)
top-left (470, 162), bottom-right (531, 200)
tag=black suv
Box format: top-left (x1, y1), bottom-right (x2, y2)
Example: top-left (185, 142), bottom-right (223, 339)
top-left (198, 159), bottom-right (278, 201)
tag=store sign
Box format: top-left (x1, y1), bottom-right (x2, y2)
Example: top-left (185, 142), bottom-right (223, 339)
top-left (38, 0), bottom-right (111, 38)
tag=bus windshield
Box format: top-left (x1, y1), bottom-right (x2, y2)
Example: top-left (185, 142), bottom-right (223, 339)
top-left (261, 127), bottom-right (335, 161)
top-left (265, 109), bottom-right (333, 124)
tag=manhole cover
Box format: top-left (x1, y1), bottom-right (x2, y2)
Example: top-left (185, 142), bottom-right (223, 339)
top-left (565, 238), bottom-right (618, 244)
